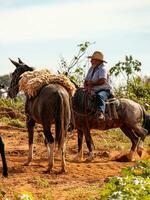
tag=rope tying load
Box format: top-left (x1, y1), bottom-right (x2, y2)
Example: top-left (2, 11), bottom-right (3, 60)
top-left (19, 69), bottom-right (76, 97)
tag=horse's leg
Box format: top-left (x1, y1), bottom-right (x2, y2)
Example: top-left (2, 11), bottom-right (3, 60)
top-left (60, 135), bottom-right (67, 173)
top-left (43, 125), bottom-right (54, 172)
top-left (73, 129), bottom-right (84, 162)
top-left (136, 133), bottom-right (147, 157)
top-left (0, 136), bottom-right (8, 177)
top-left (78, 129), bottom-right (84, 160)
top-left (121, 125), bottom-right (139, 161)
top-left (84, 129), bottom-right (95, 162)
top-left (132, 125), bottom-right (148, 157)
top-left (136, 137), bottom-right (146, 157)
top-left (55, 117), bottom-right (67, 172)
top-left (25, 117), bottom-right (35, 165)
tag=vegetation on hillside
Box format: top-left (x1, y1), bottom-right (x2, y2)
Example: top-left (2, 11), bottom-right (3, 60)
top-left (0, 97), bottom-right (25, 127)
top-left (0, 74), bottom-right (11, 87)
top-left (109, 55), bottom-right (150, 107)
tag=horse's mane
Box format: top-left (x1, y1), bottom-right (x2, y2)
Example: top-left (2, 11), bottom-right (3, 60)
top-left (16, 65), bottom-right (33, 73)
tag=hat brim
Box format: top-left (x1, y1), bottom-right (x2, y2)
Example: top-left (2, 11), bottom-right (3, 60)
top-left (87, 56), bottom-right (107, 63)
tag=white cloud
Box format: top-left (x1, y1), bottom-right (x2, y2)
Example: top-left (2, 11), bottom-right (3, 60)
top-left (0, 0), bottom-right (149, 43)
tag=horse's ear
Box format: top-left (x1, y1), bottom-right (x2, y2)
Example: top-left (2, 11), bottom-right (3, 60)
top-left (18, 58), bottom-right (24, 64)
top-left (9, 58), bottom-right (20, 68)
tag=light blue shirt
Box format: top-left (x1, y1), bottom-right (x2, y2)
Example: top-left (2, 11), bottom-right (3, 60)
top-left (85, 64), bottom-right (112, 92)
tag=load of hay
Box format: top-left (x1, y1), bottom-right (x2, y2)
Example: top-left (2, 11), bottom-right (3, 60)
top-left (19, 69), bottom-right (76, 97)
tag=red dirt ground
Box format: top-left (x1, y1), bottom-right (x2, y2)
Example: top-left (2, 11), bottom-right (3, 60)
top-left (0, 124), bottom-right (150, 199)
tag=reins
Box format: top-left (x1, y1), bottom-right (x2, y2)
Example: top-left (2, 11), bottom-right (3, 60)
top-left (72, 89), bottom-right (97, 130)
top-left (72, 89), bottom-right (96, 117)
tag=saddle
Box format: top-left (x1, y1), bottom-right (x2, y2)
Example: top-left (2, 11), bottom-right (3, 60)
top-left (105, 98), bottom-right (120, 120)
top-left (72, 88), bottom-right (120, 120)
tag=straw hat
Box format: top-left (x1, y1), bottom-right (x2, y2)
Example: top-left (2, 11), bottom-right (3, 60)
top-left (87, 51), bottom-right (107, 63)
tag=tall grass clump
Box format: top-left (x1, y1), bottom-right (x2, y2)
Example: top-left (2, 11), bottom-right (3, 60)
top-left (0, 97), bottom-right (25, 114)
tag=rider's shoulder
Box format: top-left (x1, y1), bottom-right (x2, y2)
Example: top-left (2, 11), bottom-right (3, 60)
top-left (98, 64), bottom-right (106, 70)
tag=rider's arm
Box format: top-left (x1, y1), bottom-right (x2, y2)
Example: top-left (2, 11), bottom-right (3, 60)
top-left (86, 78), bottom-right (106, 87)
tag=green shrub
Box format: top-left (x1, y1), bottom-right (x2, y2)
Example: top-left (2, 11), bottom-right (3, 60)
top-left (8, 119), bottom-right (25, 128)
top-left (0, 116), bottom-right (11, 124)
top-left (100, 160), bottom-right (150, 200)
top-left (29, 177), bottom-right (50, 189)
top-left (0, 97), bottom-right (24, 113)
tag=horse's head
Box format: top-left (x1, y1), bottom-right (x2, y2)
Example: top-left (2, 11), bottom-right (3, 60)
top-left (8, 58), bottom-right (34, 98)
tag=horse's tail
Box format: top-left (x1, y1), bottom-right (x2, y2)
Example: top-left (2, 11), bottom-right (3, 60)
top-left (60, 94), bottom-right (65, 149)
top-left (142, 106), bottom-right (150, 135)
top-left (55, 93), bottom-right (65, 150)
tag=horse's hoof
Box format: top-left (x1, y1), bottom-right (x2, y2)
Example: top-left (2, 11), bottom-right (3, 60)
top-left (44, 166), bottom-right (54, 174)
top-left (2, 171), bottom-right (8, 177)
top-left (43, 169), bottom-right (53, 174)
top-left (85, 156), bottom-right (94, 162)
top-left (85, 152), bottom-right (95, 162)
top-left (127, 157), bottom-right (135, 162)
top-left (23, 162), bottom-right (30, 166)
top-left (137, 147), bottom-right (143, 157)
top-left (73, 155), bottom-right (83, 162)
top-left (59, 168), bottom-right (67, 174)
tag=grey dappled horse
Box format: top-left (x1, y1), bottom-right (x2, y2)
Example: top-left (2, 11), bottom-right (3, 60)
top-left (72, 88), bottom-right (150, 162)
top-left (0, 136), bottom-right (8, 177)
top-left (8, 58), bottom-right (71, 173)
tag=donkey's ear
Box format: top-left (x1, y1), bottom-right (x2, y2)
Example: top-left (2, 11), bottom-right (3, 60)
top-left (9, 58), bottom-right (20, 68)
top-left (18, 58), bottom-right (24, 64)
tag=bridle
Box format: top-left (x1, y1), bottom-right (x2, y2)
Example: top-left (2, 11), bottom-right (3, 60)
top-left (8, 71), bottom-right (20, 97)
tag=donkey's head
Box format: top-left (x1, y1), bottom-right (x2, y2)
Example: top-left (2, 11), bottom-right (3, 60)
top-left (8, 58), bottom-right (34, 98)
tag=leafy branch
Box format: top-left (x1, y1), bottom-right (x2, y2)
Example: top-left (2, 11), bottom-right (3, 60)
top-left (109, 55), bottom-right (141, 84)
top-left (58, 41), bottom-right (94, 85)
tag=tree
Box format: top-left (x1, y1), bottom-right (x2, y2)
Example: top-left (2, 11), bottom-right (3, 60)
top-left (58, 41), bottom-right (93, 86)
top-left (109, 55), bottom-right (150, 106)
top-left (0, 74), bottom-right (11, 87)
top-left (109, 55), bottom-right (141, 85)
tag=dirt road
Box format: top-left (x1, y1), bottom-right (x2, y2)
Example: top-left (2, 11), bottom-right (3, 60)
top-left (0, 125), bottom-right (149, 199)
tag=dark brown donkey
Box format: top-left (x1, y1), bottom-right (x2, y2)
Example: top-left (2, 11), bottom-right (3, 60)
top-left (8, 58), bottom-right (71, 173)
top-left (0, 136), bottom-right (8, 177)
top-left (72, 88), bottom-right (150, 162)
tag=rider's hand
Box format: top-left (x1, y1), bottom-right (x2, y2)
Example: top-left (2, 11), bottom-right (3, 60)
top-left (87, 81), bottom-right (93, 87)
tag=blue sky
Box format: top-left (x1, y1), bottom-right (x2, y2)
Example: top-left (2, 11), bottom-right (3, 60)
top-left (0, 0), bottom-right (150, 78)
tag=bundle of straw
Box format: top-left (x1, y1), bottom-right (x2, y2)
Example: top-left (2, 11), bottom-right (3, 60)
top-left (19, 69), bottom-right (76, 97)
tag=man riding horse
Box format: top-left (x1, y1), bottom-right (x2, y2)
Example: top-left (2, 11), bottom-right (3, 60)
top-left (84, 51), bottom-right (113, 120)
top-left (72, 51), bottom-right (150, 162)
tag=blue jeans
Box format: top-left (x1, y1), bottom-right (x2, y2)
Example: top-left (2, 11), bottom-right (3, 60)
top-left (96, 90), bottom-right (111, 113)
